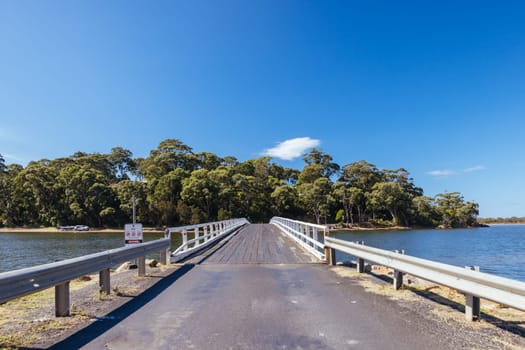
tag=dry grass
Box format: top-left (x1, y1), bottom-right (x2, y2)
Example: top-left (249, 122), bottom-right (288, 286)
top-left (330, 264), bottom-right (525, 332)
top-left (0, 264), bottom-right (178, 349)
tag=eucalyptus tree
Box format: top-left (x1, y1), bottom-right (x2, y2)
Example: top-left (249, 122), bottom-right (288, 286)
top-left (412, 196), bottom-right (439, 226)
top-left (339, 160), bottom-right (382, 222)
top-left (148, 168), bottom-right (189, 225)
top-left (302, 148), bottom-right (340, 178)
top-left (180, 169), bottom-right (219, 222)
top-left (13, 160), bottom-right (62, 226)
top-left (435, 192), bottom-right (479, 228)
top-left (0, 154), bottom-right (6, 173)
top-left (297, 177), bottom-right (332, 224)
top-left (58, 163), bottom-right (118, 227)
top-left (271, 185), bottom-right (299, 218)
top-left (331, 182), bottom-right (355, 224)
top-left (140, 139), bottom-right (197, 180)
top-left (108, 147), bottom-right (136, 180)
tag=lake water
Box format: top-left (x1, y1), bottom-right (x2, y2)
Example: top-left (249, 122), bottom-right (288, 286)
top-left (332, 224), bottom-right (525, 282)
top-left (0, 231), bottom-right (183, 273)
top-left (1, 225), bottom-right (524, 282)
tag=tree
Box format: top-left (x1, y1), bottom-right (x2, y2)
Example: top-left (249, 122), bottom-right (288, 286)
top-left (302, 148), bottom-right (340, 178)
top-left (331, 182), bottom-right (356, 224)
top-left (149, 169), bottom-right (189, 225)
top-left (181, 169), bottom-right (218, 221)
top-left (108, 147), bottom-right (136, 180)
top-left (271, 185), bottom-right (299, 218)
top-left (297, 177), bottom-right (332, 224)
top-left (339, 160), bottom-right (382, 222)
top-left (368, 182), bottom-right (408, 225)
top-left (435, 192), bottom-right (479, 228)
top-left (0, 154), bottom-right (6, 173)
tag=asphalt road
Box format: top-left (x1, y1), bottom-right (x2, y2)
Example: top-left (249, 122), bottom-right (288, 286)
top-left (50, 225), bottom-right (465, 349)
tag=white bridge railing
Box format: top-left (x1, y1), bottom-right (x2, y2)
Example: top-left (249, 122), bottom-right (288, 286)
top-left (270, 217), bottom-right (327, 260)
top-left (325, 236), bottom-right (525, 321)
top-left (168, 218), bottom-right (249, 262)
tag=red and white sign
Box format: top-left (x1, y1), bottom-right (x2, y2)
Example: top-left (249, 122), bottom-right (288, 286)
top-left (125, 223), bottom-right (143, 244)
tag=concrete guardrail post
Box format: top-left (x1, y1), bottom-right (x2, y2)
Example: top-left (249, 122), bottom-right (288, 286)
top-left (99, 268), bottom-right (111, 295)
top-left (55, 282), bottom-right (70, 317)
top-left (465, 266), bottom-right (481, 321)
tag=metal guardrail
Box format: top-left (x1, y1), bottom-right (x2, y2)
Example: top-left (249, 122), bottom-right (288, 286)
top-left (0, 236), bottom-right (171, 316)
top-left (168, 218), bottom-right (249, 262)
top-left (270, 217), bottom-right (327, 260)
top-left (325, 236), bottom-right (525, 320)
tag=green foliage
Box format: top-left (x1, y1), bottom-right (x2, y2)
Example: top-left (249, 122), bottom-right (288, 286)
top-left (0, 139), bottom-right (480, 228)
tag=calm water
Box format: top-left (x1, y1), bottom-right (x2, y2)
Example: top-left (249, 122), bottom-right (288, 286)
top-left (333, 224), bottom-right (525, 282)
top-left (0, 231), bottom-right (183, 273)
top-left (1, 225), bottom-right (525, 282)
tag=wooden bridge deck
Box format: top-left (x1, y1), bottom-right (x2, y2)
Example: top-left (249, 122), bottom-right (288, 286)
top-left (188, 223), bottom-right (318, 265)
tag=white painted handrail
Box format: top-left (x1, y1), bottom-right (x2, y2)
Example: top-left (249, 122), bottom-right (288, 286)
top-left (325, 236), bottom-right (525, 317)
top-left (168, 218), bottom-right (249, 262)
top-left (270, 217), bottom-right (327, 260)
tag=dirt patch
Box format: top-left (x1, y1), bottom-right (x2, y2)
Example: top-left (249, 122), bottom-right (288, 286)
top-left (331, 263), bottom-right (525, 350)
top-left (0, 264), bottom-right (181, 349)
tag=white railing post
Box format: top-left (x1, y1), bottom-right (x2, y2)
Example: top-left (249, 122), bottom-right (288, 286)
top-left (182, 230), bottom-right (188, 250)
top-left (160, 229), bottom-right (171, 264)
top-left (195, 227), bottom-right (200, 246)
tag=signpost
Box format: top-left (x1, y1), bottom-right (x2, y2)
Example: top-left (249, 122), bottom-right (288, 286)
top-left (125, 195), bottom-right (143, 271)
top-left (125, 223), bottom-right (143, 244)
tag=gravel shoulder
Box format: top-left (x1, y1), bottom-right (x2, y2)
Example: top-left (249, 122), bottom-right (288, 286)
top-left (0, 263), bottom-right (181, 349)
top-left (332, 263), bottom-right (525, 350)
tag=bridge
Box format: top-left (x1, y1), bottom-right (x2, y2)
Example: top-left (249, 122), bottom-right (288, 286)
top-left (2, 217), bottom-right (525, 349)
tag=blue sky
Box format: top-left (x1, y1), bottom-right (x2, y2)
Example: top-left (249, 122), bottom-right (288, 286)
top-left (1, 1), bottom-right (524, 217)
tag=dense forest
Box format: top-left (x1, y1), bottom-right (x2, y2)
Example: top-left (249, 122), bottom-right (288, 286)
top-left (0, 139), bottom-right (479, 229)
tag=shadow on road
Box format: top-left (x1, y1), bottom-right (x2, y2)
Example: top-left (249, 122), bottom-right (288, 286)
top-left (48, 264), bottom-right (195, 350)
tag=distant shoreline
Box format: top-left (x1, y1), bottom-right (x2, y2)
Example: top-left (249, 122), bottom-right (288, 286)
top-left (0, 227), bottom-right (164, 234)
top-left (330, 226), bottom-right (412, 232)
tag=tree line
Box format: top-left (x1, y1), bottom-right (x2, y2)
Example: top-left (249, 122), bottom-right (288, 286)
top-left (0, 139), bottom-right (479, 228)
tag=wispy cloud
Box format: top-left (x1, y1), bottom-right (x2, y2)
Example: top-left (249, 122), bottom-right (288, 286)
top-left (3, 154), bottom-right (24, 163)
top-left (263, 137), bottom-right (320, 161)
top-left (426, 165), bottom-right (486, 177)
top-left (463, 165), bottom-right (486, 173)
top-left (426, 169), bottom-right (457, 177)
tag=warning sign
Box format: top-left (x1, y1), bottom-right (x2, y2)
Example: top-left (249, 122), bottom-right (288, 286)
top-left (125, 223), bottom-right (143, 244)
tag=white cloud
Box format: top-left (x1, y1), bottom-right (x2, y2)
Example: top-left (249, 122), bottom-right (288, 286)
top-left (426, 165), bottom-right (486, 177)
top-left (3, 154), bottom-right (23, 162)
top-left (426, 169), bottom-right (457, 177)
top-left (263, 137), bottom-right (320, 161)
top-left (463, 165), bottom-right (486, 173)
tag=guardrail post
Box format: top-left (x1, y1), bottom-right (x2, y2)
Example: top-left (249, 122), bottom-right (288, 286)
top-left (357, 258), bottom-right (365, 273)
top-left (99, 268), bottom-right (111, 295)
top-left (138, 256), bottom-right (146, 277)
top-left (55, 282), bottom-right (70, 317)
top-left (465, 266), bottom-right (481, 321)
top-left (393, 250), bottom-right (404, 290)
